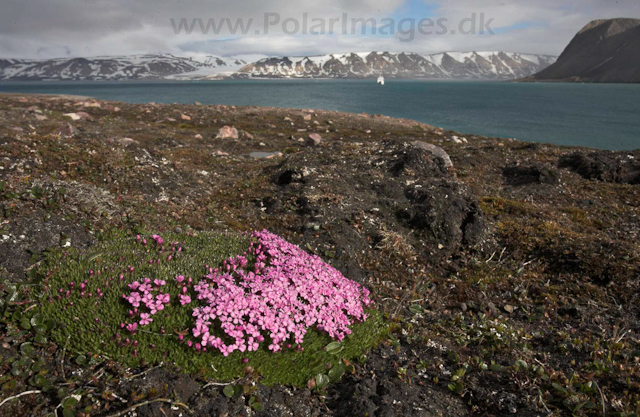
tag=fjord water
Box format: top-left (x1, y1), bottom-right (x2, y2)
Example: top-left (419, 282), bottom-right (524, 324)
top-left (1, 79), bottom-right (638, 150)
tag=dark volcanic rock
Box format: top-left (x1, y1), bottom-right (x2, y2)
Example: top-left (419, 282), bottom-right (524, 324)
top-left (270, 140), bottom-right (484, 280)
top-left (529, 18), bottom-right (640, 83)
top-left (328, 343), bottom-right (469, 416)
top-left (559, 151), bottom-right (640, 184)
top-left (502, 163), bottom-right (559, 185)
top-left (0, 211), bottom-right (94, 280)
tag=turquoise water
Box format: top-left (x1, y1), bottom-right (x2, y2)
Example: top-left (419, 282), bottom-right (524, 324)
top-left (1, 79), bottom-right (639, 150)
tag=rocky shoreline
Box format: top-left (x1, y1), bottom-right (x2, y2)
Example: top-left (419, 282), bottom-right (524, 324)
top-left (0, 94), bottom-right (639, 416)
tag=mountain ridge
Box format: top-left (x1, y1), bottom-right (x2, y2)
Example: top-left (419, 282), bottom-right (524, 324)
top-left (528, 18), bottom-right (640, 83)
top-left (236, 51), bottom-right (557, 80)
top-left (0, 51), bottom-right (556, 81)
top-left (0, 54), bottom-right (248, 81)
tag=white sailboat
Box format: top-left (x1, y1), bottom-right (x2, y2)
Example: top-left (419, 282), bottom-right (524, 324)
top-left (377, 76), bottom-right (385, 85)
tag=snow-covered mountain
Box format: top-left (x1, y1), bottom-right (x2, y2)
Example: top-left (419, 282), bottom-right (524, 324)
top-left (0, 51), bottom-right (556, 81)
top-left (0, 54), bottom-right (249, 81)
top-left (237, 51), bottom-right (557, 80)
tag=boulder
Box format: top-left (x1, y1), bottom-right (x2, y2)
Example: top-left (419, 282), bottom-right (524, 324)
top-left (270, 140), bottom-right (484, 280)
top-left (411, 141), bottom-right (453, 170)
top-left (63, 113), bottom-right (82, 121)
top-left (76, 112), bottom-right (93, 120)
top-left (559, 152), bottom-right (640, 184)
top-left (306, 133), bottom-right (322, 146)
top-left (116, 138), bottom-right (139, 147)
top-left (56, 123), bottom-right (77, 137)
top-left (216, 126), bottom-right (239, 139)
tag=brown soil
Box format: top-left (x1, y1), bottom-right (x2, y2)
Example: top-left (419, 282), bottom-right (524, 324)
top-left (0, 93), bottom-right (639, 416)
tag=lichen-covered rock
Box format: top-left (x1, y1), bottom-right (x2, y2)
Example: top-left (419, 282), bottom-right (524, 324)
top-left (411, 141), bottom-right (453, 170)
top-left (306, 133), bottom-right (322, 146)
top-left (216, 125), bottom-right (239, 139)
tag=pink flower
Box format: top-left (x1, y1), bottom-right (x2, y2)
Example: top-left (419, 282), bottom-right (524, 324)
top-left (139, 313), bottom-right (152, 326)
top-left (119, 230), bottom-right (372, 356)
top-left (152, 234), bottom-right (164, 246)
top-left (139, 283), bottom-right (152, 293)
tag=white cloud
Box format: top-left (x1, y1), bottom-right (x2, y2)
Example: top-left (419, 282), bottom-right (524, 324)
top-left (0, 0), bottom-right (639, 59)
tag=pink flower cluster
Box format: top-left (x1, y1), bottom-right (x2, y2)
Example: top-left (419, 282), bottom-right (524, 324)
top-left (122, 277), bottom-right (171, 331)
top-left (188, 230), bottom-right (372, 356)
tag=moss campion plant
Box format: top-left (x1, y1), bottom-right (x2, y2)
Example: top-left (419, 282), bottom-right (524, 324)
top-left (37, 230), bottom-right (384, 386)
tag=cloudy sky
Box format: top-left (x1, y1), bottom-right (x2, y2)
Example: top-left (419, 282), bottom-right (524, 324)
top-left (1, 0), bottom-right (639, 59)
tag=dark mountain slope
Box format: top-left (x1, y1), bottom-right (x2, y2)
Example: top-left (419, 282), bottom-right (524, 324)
top-left (529, 18), bottom-right (640, 83)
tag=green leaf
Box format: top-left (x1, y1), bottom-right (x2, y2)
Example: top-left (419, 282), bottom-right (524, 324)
top-left (552, 382), bottom-right (568, 395)
top-left (2, 379), bottom-right (17, 391)
top-left (408, 304), bottom-right (424, 314)
top-left (315, 374), bottom-right (330, 389)
top-left (75, 355), bottom-right (87, 366)
top-left (489, 364), bottom-right (505, 372)
top-left (325, 342), bottom-right (343, 355)
top-left (514, 359), bottom-right (528, 372)
top-left (310, 354), bottom-right (326, 366)
top-left (447, 380), bottom-right (464, 394)
top-left (86, 252), bottom-right (104, 263)
top-left (30, 313), bottom-right (42, 327)
top-left (62, 397), bottom-right (78, 408)
top-left (7, 289), bottom-right (19, 303)
top-left (57, 388), bottom-right (69, 399)
top-left (30, 374), bottom-right (46, 387)
top-left (20, 342), bottom-right (34, 356)
top-left (223, 385), bottom-right (235, 398)
top-left (20, 317), bottom-right (31, 330)
top-left (35, 334), bottom-right (48, 345)
top-left (44, 319), bottom-right (56, 331)
top-left (251, 402), bottom-right (264, 412)
top-left (328, 364), bottom-right (345, 382)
